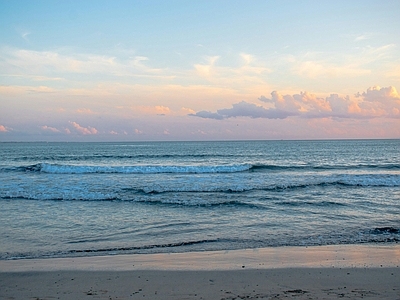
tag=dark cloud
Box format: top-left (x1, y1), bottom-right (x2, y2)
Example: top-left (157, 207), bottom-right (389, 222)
top-left (258, 95), bottom-right (273, 103)
top-left (191, 101), bottom-right (294, 120)
top-left (190, 110), bottom-right (224, 120)
top-left (217, 101), bottom-right (293, 119)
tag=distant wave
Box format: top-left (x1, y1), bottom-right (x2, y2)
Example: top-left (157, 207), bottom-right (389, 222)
top-left (67, 239), bottom-right (221, 254)
top-left (275, 200), bottom-right (347, 207)
top-left (132, 177), bottom-right (400, 194)
top-left (2, 239), bottom-right (224, 259)
top-left (250, 163), bottom-right (400, 171)
top-left (370, 227), bottom-right (399, 234)
top-left (2, 175), bottom-right (399, 202)
top-left (4, 229), bottom-right (399, 260)
top-left (12, 163), bottom-right (253, 174)
top-left (65, 228), bottom-right (400, 254)
top-left (4, 162), bottom-right (400, 174)
top-left (134, 199), bottom-right (266, 208)
top-left (9, 153), bottom-right (241, 162)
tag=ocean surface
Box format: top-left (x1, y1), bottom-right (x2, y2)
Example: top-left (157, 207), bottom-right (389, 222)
top-left (0, 140), bottom-right (399, 260)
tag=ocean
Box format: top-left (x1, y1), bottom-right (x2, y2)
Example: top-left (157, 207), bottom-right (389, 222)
top-left (0, 140), bottom-right (399, 260)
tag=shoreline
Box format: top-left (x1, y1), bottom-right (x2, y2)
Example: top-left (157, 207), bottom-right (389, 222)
top-left (1, 244), bottom-right (399, 299)
top-left (1, 244), bottom-right (399, 272)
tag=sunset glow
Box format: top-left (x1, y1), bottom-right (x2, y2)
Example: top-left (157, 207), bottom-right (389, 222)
top-left (1, 1), bottom-right (399, 141)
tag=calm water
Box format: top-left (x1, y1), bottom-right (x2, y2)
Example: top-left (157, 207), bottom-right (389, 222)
top-left (0, 140), bottom-right (399, 260)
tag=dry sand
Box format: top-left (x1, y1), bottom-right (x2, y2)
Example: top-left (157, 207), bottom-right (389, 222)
top-left (1, 245), bottom-right (399, 299)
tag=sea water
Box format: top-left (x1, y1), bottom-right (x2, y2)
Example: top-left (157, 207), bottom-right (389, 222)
top-left (0, 140), bottom-right (399, 259)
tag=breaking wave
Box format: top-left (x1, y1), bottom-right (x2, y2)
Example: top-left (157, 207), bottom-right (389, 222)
top-left (3, 161), bottom-right (399, 174)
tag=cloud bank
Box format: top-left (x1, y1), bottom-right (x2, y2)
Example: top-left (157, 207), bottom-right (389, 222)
top-left (191, 86), bottom-right (400, 120)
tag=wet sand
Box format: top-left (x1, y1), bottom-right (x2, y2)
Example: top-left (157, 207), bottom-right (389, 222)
top-left (1, 245), bottom-right (399, 299)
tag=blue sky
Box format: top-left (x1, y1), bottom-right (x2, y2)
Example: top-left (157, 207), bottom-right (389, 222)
top-left (1, 0), bottom-right (399, 141)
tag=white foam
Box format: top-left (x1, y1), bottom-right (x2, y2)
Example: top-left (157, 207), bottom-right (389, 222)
top-left (38, 163), bottom-right (252, 174)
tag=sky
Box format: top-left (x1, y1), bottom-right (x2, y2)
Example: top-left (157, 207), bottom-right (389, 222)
top-left (0, 0), bottom-right (399, 141)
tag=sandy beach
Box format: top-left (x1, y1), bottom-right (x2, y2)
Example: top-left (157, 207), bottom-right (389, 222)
top-left (1, 245), bottom-right (399, 299)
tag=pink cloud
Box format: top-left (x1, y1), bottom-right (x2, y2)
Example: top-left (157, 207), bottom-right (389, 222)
top-left (135, 105), bottom-right (171, 115)
top-left (192, 86), bottom-right (400, 120)
top-left (69, 121), bottom-right (98, 135)
top-left (356, 86), bottom-right (400, 117)
top-left (41, 125), bottom-right (60, 133)
top-left (0, 125), bottom-right (9, 132)
top-left (76, 108), bottom-right (97, 114)
top-left (359, 86), bottom-right (399, 102)
top-left (180, 107), bottom-right (196, 115)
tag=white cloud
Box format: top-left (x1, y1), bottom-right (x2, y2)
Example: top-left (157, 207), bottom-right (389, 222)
top-left (0, 47), bottom-right (167, 79)
top-left (15, 27), bottom-right (31, 42)
top-left (27, 86), bottom-right (55, 93)
top-left (354, 34), bottom-right (372, 42)
top-left (291, 58), bottom-right (370, 78)
top-left (21, 32), bottom-right (30, 41)
top-left (192, 54), bottom-right (271, 92)
top-left (76, 108), bottom-right (97, 114)
top-left (386, 64), bottom-right (400, 79)
top-left (240, 53), bottom-right (254, 65)
top-left (194, 56), bottom-right (220, 78)
top-left (135, 105), bottom-right (171, 115)
top-left (287, 45), bottom-right (395, 79)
